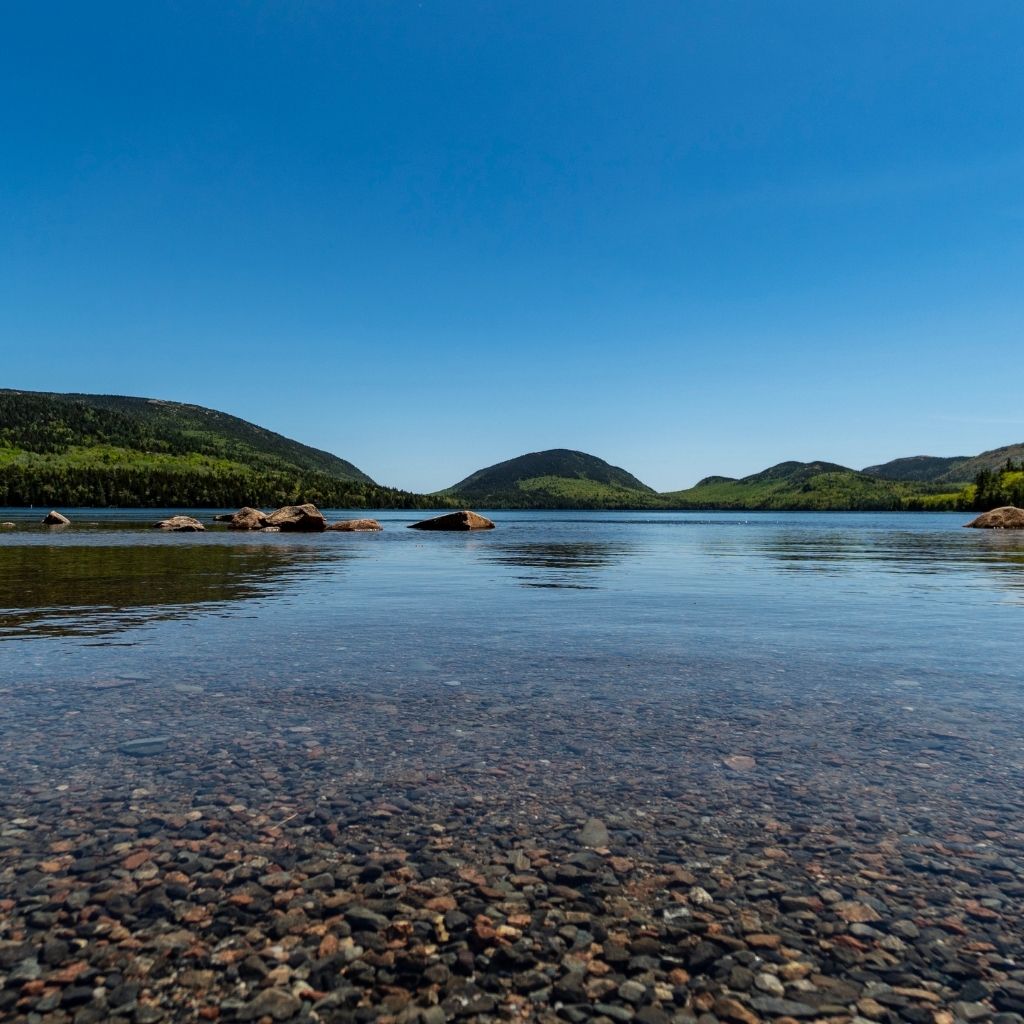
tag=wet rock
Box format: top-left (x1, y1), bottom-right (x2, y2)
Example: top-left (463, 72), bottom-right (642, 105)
top-left (326, 518), bottom-right (383, 531)
top-left (964, 506), bottom-right (1024, 529)
top-left (264, 503), bottom-right (327, 532)
top-left (119, 736), bottom-right (170, 756)
top-left (408, 510), bottom-right (496, 531)
top-left (154, 515), bottom-right (205, 531)
top-left (237, 987), bottom-right (302, 1021)
top-left (578, 817), bottom-right (610, 847)
top-left (228, 507), bottom-right (268, 530)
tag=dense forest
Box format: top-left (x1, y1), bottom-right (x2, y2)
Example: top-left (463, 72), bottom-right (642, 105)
top-left (0, 461), bottom-right (441, 509)
top-left (0, 390), bottom-right (442, 509)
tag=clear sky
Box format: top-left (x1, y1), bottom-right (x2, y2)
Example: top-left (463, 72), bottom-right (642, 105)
top-left (3, 2), bottom-right (1022, 492)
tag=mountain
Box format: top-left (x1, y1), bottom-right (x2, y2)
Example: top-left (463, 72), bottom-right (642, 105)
top-left (445, 449), bottom-right (655, 508)
top-left (861, 454), bottom-right (969, 482)
top-left (662, 460), bottom-right (942, 511)
top-left (0, 389), bottom-right (434, 508)
top-left (1, 389), bottom-right (372, 481)
top-left (864, 443), bottom-right (1024, 483)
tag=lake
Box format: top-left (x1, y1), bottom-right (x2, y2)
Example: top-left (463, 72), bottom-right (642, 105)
top-left (1, 509), bottom-right (1022, 1022)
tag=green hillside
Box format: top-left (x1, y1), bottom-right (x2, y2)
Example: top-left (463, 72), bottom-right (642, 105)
top-left (0, 390), bottom-right (436, 509)
top-left (864, 443), bottom-right (1024, 483)
top-left (444, 449), bottom-right (656, 508)
top-left (661, 461), bottom-right (955, 511)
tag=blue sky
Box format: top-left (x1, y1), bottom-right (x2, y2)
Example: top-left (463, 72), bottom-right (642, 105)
top-left (2, 2), bottom-right (1022, 492)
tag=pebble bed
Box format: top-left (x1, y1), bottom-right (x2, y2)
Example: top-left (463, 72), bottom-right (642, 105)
top-left (2, 672), bottom-right (1023, 1024)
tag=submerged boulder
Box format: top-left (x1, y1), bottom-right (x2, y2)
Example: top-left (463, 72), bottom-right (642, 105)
top-left (265, 503), bottom-right (327, 532)
top-left (229, 507), bottom-right (268, 531)
top-left (326, 518), bottom-right (383, 532)
top-left (409, 510), bottom-right (495, 531)
top-left (964, 506), bottom-right (1024, 529)
top-left (42, 510), bottom-right (70, 526)
top-left (154, 515), bottom-right (205, 532)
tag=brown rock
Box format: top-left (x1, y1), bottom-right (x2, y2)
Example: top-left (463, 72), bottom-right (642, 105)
top-left (715, 995), bottom-right (762, 1024)
top-left (1, 522), bottom-right (15, 529)
top-left (228, 507), bottom-right (268, 531)
top-left (154, 515), bottom-right (205, 531)
top-left (326, 518), bottom-right (383, 532)
top-left (408, 510), bottom-right (495, 531)
top-left (264, 503), bottom-right (327, 532)
top-left (964, 506), bottom-right (1024, 529)
top-left (42, 510), bottom-right (70, 525)
top-left (834, 900), bottom-right (881, 923)
top-left (724, 754), bottom-right (757, 772)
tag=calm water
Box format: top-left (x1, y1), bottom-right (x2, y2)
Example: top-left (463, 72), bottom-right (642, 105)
top-left (1, 508), bottom-right (1021, 708)
top-left (3, 508), bottom-right (1024, 1022)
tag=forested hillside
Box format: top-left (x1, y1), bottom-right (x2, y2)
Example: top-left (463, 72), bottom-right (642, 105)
top-left (0, 390), bottom-right (438, 508)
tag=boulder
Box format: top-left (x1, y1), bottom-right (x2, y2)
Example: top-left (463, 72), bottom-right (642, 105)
top-left (42, 511), bottom-right (70, 526)
top-left (264, 503), bottom-right (327, 532)
top-left (408, 510), bottom-right (495, 531)
top-left (964, 506), bottom-right (1024, 529)
top-left (154, 515), bottom-right (205, 532)
top-left (326, 518), bottom-right (383, 532)
top-left (229, 507), bottom-right (268, 531)
top-left (1, 522), bottom-right (15, 529)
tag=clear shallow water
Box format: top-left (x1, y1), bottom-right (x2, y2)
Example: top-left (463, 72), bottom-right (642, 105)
top-left (3, 509), bottom-right (1024, 1021)
top-left (0, 509), bottom-right (1021, 708)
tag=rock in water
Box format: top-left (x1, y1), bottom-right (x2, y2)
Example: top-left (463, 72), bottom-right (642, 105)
top-left (42, 510), bottom-right (70, 525)
top-left (578, 817), bottom-right (610, 847)
top-left (326, 518), bottom-right (383, 531)
top-left (964, 506), bottom-right (1024, 529)
top-left (408, 510), bottom-right (495, 531)
top-left (154, 515), bottom-right (205, 531)
top-left (1, 522), bottom-right (15, 529)
top-left (237, 988), bottom-right (302, 1021)
top-left (229, 507), bottom-right (268, 530)
top-left (265, 503), bottom-right (327, 532)
top-left (724, 754), bottom-right (757, 772)
top-left (120, 736), bottom-right (170, 756)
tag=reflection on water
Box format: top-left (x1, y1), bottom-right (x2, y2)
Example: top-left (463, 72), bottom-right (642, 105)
top-left (0, 541), bottom-right (343, 640)
top-left (480, 539), bottom-right (631, 588)
top-left (752, 527), bottom-right (1024, 595)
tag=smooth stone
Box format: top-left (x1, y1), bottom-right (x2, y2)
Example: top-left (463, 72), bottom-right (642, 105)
top-left (964, 506), bottom-right (1024, 529)
top-left (325, 518), bottom-right (383, 531)
top-left (119, 736), bottom-right (171, 757)
top-left (153, 515), bottom-right (204, 531)
top-left (42, 510), bottom-right (71, 525)
top-left (408, 510), bottom-right (495, 531)
top-left (229, 506), bottom-right (268, 530)
top-left (578, 817), bottom-right (610, 847)
top-left (264, 503), bottom-right (327, 532)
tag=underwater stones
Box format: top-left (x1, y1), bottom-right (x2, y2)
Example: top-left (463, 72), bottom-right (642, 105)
top-left (119, 736), bottom-right (170, 756)
top-left (578, 817), bottom-right (610, 847)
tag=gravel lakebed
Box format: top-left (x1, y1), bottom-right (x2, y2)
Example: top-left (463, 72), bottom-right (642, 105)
top-left (1, 674), bottom-right (1023, 1024)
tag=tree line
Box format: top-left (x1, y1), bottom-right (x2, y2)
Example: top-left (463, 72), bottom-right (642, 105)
top-left (972, 460), bottom-right (1024, 511)
top-left (0, 463), bottom-right (446, 509)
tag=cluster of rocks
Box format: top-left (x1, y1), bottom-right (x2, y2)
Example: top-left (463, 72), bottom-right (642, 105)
top-left (1, 671), bottom-right (1022, 1024)
top-left (34, 507), bottom-right (496, 534)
